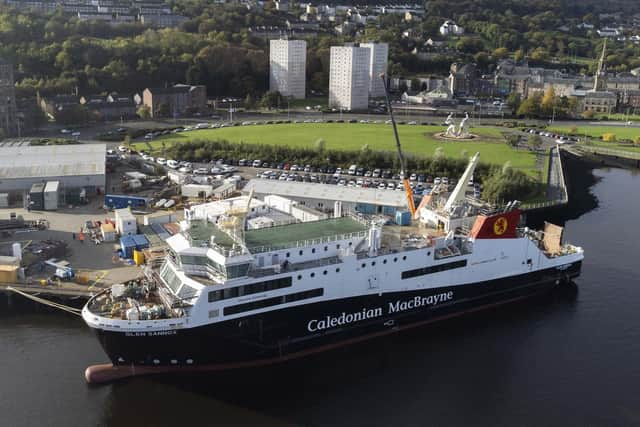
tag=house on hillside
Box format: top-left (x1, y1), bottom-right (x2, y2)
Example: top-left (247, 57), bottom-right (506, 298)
top-left (439, 20), bottom-right (464, 36)
top-left (142, 84), bottom-right (207, 118)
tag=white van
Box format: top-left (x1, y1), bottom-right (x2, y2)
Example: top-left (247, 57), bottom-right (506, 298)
top-left (252, 159), bottom-right (262, 168)
top-left (166, 160), bottom-right (179, 169)
top-left (348, 164), bottom-right (358, 175)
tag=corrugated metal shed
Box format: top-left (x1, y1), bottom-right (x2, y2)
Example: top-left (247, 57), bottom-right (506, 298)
top-left (243, 179), bottom-right (408, 208)
top-left (0, 144), bottom-right (106, 179)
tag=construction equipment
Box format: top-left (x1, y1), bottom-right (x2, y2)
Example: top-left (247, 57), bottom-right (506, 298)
top-left (218, 189), bottom-right (254, 250)
top-left (380, 74), bottom-right (416, 217)
top-left (45, 258), bottom-right (75, 280)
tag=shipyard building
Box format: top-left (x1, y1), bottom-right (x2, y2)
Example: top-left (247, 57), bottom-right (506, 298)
top-left (242, 179), bottom-right (407, 216)
top-left (0, 143), bottom-right (106, 205)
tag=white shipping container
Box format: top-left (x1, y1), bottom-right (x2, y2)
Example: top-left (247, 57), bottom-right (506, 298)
top-left (43, 181), bottom-right (59, 210)
top-left (264, 195), bottom-right (297, 214)
top-left (143, 212), bottom-right (177, 226)
top-left (114, 208), bottom-right (137, 235)
top-left (181, 184), bottom-right (214, 198)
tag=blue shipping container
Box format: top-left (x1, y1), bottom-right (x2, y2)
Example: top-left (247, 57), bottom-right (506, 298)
top-left (105, 194), bottom-right (149, 210)
top-left (120, 234), bottom-right (150, 258)
top-left (395, 211), bottom-right (411, 226)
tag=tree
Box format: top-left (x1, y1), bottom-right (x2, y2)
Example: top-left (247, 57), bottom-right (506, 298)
top-left (315, 138), bottom-right (325, 152)
top-left (123, 135), bottom-right (132, 149)
top-left (137, 105), bottom-right (151, 119)
top-left (540, 87), bottom-right (557, 117)
top-left (514, 49), bottom-right (525, 62)
top-left (260, 91), bottom-right (282, 109)
top-left (506, 92), bottom-right (522, 112)
top-left (156, 102), bottom-right (170, 117)
top-left (244, 93), bottom-right (254, 109)
top-left (528, 134), bottom-right (542, 151)
top-left (506, 134), bottom-right (520, 147)
top-left (493, 47), bottom-right (509, 59)
top-left (517, 94), bottom-right (542, 118)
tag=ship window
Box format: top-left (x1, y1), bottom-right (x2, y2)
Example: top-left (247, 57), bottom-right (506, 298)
top-left (297, 275), bottom-right (302, 280)
top-left (223, 288), bottom-right (324, 315)
top-left (312, 248), bottom-right (316, 253)
top-left (208, 309), bottom-right (219, 318)
top-left (349, 242), bottom-right (353, 246)
top-left (393, 257), bottom-right (398, 262)
top-left (310, 272), bottom-right (315, 278)
top-left (361, 263), bottom-right (366, 268)
top-left (323, 270), bottom-right (327, 275)
top-left (324, 246), bottom-right (328, 251)
top-left (299, 250), bottom-right (303, 256)
top-left (401, 260), bottom-right (468, 280)
top-left (336, 244), bottom-right (341, 249)
top-left (286, 252), bottom-right (290, 258)
top-left (402, 256), bottom-right (407, 261)
top-left (383, 259), bottom-right (387, 264)
top-left (208, 277), bottom-right (292, 302)
top-left (372, 261), bottom-right (376, 266)
top-left (336, 268), bottom-right (340, 273)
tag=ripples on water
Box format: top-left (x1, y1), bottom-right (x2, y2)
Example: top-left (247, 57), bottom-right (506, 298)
top-left (1, 166), bottom-right (639, 427)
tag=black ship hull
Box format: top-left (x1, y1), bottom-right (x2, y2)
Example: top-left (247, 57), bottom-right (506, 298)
top-left (92, 262), bottom-right (581, 368)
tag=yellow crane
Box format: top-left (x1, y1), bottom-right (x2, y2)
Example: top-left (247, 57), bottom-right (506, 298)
top-left (380, 73), bottom-right (416, 217)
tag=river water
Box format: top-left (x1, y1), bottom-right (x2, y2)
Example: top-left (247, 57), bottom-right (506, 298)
top-left (1, 165), bottom-right (639, 427)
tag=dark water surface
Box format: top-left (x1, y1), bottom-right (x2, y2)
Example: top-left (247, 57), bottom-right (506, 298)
top-left (1, 166), bottom-right (639, 427)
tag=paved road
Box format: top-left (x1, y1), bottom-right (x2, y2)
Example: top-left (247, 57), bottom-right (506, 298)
top-left (546, 146), bottom-right (567, 202)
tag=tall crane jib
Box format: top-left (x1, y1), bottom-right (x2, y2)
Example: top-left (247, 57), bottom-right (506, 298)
top-left (380, 74), bottom-right (416, 217)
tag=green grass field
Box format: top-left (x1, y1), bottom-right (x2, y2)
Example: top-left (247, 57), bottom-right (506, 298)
top-left (549, 125), bottom-right (640, 141)
top-left (135, 123), bottom-right (540, 175)
top-left (549, 125), bottom-right (640, 153)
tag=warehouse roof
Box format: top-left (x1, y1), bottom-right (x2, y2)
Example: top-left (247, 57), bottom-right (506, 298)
top-left (243, 179), bottom-right (408, 208)
top-left (0, 144), bottom-right (106, 179)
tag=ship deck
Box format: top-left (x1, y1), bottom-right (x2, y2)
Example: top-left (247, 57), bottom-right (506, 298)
top-left (245, 217), bottom-right (367, 250)
top-left (186, 217), bottom-right (368, 253)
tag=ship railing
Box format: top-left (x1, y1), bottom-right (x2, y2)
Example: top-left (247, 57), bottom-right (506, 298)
top-left (248, 230), bottom-right (368, 254)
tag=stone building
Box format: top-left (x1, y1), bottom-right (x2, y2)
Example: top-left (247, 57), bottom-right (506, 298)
top-left (142, 84), bottom-right (207, 118)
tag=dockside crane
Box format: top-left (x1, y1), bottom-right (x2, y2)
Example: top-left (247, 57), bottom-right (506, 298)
top-left (380, 74), bottom-right (416, 217)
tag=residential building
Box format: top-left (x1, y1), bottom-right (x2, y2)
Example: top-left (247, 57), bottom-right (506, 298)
top-left (360, 42), bottom-right (389, 97)
top-left (140, 13), bottom-right (188, 28)
top-left (142, 84), bottom-right (207, 118)
top-left (440, 20), bottom-right (464, 36)
top-left (329, 45), bottom-right (371, 111)
top-left (0, 58), bottom-right (17, 137)
top-left (269, 39), bottom-right (307, 99)
top-left (80, 94), bottom-right (136, 120)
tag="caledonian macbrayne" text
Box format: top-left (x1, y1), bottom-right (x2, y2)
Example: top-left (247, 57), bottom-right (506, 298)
top-left (307, 291), bottom-right (454, 332)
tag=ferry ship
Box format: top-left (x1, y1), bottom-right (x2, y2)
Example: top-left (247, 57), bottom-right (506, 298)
top-left (82, 158), bottom-right (583, 380)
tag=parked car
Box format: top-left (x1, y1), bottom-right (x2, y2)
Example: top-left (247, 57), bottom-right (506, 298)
top-left (194, 167), bottom-right (209, 175)
top-left (156, 157), bottom-right (167, 165)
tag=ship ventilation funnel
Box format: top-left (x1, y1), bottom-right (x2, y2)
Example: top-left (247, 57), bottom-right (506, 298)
top-left (368, 225), bottom-right (381, 257)
top-left (334, 201), bottom-right (343, 218)
top-left (12, 242), bottom-right (21, 261)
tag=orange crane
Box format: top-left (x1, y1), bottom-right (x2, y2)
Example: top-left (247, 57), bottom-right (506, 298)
top-left (380, 73), bottom-right (416, 217)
